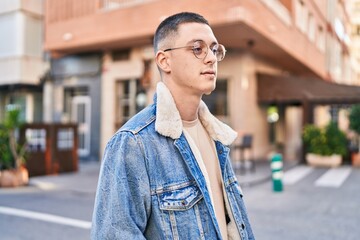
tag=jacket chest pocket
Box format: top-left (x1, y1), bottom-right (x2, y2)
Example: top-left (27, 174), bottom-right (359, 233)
top-left (157, 183), bottom-right (206, 239)
top-left (159, 184), bottom-right (203, 211)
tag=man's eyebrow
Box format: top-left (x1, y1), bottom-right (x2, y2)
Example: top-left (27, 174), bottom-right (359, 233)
top-left (186, 39), bottom-right (218, 45)
top-left (185, 39), bottom-right (200, 44)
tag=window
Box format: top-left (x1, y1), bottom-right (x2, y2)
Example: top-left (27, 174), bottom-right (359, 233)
top-left (33, 93), bottom-right (43, 123)
top-left (26, 129), bottom-right (46, 152)
top-left (342, 56), bottom-right (351, 84)
top-left (260, 0), bottom-right (291, 26)
top-left (8, 96), bottom-right (26, 122)
top-left (112, 49), bottom-right (130, 61)
top-left (295, 0), bottom-right (308, 33)
top-left (63, 87), bottom-right (88, 121)
top-left (331, 39), bottom-right (342, 82)
top-left (278, 0), bottom-right (292, 11)
top-left (57, 128), bottom-right (74, 150)
top-left (202, 80), bottom-right (228, 122)
top-left (115, 79), bottom-right (146, 129)
top-left (308, 13), bottom-right (316, 42)
top-left (317, 26), bottom-right (325, 52)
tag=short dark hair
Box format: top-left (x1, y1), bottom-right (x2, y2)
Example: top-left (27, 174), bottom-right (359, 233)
top-left (153, 12), bottom-right (209, 53)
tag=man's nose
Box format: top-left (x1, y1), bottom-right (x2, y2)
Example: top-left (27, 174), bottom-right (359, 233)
top-left (204, 48), bottom-right (217, 64)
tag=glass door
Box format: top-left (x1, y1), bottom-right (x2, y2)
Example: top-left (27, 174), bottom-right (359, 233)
top-left (72, 96), bottom-right (91, 157)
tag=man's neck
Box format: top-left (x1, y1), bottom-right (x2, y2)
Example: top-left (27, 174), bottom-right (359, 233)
top-left (176, 96), bottom-right (200, 121)
top-left (164, 82), bottom-right (201, 121)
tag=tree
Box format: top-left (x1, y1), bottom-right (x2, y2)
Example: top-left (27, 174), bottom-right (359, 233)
top-left (349, 104), bottom-right (360, 154)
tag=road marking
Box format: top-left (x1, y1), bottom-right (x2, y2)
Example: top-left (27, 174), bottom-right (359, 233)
top-left (29, 180), bottom-right (57, 190)
top-left (0, 206), bottom-right (91, 229)
top-left (315, 167), bottom-right (352, 188)
top-left (283, 166), bottom-right (314, 185)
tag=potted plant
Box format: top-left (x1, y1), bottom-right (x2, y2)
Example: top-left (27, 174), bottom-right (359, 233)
top-left (0, 107), bottom-right (28, 187)
top-left (349, 104), bottom-right (360, 167)
top-left (302, 122), bottom-right (347, 168)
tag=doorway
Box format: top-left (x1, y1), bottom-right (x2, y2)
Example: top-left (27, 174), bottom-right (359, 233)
top-left (71, 96), bottom-right (91, 157)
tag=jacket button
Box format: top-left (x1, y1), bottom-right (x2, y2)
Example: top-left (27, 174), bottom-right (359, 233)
top-left (241, 223), bottom-right (245, 229)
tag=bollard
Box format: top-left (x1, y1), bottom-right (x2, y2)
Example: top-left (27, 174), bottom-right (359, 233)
top-left (271, 153), bottom-right (283, 192)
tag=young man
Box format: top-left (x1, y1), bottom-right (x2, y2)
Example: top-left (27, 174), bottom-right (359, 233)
top-left (91, 12), bottom-right (254, 240)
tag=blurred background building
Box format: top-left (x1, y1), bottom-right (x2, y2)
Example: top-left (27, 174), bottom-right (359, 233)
top-left (0, 0), bottom-right (47, 123)
top-left (348, 0), bottom-right (360, 84)
top-left (2, 0), bottom-right (360, 162)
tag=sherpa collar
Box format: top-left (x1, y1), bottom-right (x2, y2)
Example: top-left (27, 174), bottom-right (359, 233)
top-left (155, 82), bottom-right (237, 146)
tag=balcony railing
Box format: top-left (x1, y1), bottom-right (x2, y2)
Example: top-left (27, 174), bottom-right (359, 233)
top-left (46, 0), bottom-right (97, 23)
top-left (99, 0), bottom-right (156, 10)
top-left (46, 0), bottom-right (157, 23)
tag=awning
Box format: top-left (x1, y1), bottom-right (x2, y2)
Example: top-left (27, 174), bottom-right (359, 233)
top-left (257, 73), bottom-right (360, 105)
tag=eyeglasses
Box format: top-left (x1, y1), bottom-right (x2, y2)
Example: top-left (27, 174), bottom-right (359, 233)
top-left (163, 40), bottom-right (226, 62)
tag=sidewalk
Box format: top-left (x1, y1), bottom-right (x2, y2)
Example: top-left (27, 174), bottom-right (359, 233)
top-left (235, 159), bottom-right (299, 187)
top-left (29, 161), bottom-right (101, 193)
top-left (25, 159), bottom-right (299, 192)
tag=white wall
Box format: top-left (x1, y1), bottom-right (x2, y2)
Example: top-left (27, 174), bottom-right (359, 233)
top-left (0, 57), bottom-right (44, 84)
top-left (0, 0), bottom-right (43, 16)
top-left (0, 0), bottom-right (21, 15)
top-left (0, 12), bottom-right (23, 57)
top-left (0, 1), bottom-right (45, 85)
top-left (0, 11), bottom-right (42, 58)
top-left (24, 14), bottom-right (43, 57)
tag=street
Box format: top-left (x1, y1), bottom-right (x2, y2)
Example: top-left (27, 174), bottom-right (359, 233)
top-left (0, 163), bottom-right (359, 240)
top-left (0, 163), bottom-right (99, 240)
top-left (0, 189), bottom-right (94, 240)
top-left (244, 166), bottom-right (360, 240)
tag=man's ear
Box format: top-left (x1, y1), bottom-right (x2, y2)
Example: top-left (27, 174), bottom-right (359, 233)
top-left (155, 51), bottom-right (171, 73)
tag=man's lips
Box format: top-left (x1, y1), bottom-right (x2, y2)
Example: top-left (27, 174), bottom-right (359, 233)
top-left (201, 70), bottom-right (216, 75)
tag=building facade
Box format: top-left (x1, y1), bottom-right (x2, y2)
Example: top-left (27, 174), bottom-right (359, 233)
top-left (44, 0), bottom-right (358, 161)
top-left (45, 53), bottom-right (102, 161)
top-left (348, 0), bottom-right (360, 85)
top-left (0, 0), bottom-right (46, 123)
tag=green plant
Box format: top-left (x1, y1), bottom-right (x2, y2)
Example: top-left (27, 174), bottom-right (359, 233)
top-left (0, 107), bottom-right (27, 170)
top-left (0, 126), bottom-right (12, 169)
top-left (349, 104), bottom-right (360, 153)
top-left (303, 122), bottom-right (347, 156)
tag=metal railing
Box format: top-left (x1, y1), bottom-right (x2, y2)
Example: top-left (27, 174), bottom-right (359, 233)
top-left (46, 0), bottom-right (97, 23)
top-left (100, 0), bottom-right (156, 10)
top-left (46, 0), bottom-right (157, 23)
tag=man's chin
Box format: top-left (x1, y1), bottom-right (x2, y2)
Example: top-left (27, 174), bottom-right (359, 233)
top-left (198, 82), bottom-right (216, 96)
top-left (203, 88), bottom-right (216, 95)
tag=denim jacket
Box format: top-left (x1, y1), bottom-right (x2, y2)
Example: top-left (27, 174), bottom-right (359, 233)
top-left (91, 82), bottom-right (254, 240)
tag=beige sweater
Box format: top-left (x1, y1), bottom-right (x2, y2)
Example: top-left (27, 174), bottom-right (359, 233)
top-left (183, 118), bottom-right (236, 240)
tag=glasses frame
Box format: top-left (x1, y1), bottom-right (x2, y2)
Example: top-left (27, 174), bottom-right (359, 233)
top-left (163, 40), bottom-right (226, 62)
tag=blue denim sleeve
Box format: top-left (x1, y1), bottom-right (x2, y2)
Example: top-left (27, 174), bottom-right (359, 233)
top-left (91, 131), bottom-right (150, 240)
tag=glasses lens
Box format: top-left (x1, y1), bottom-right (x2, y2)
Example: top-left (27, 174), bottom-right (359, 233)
top-left (192, 41), bottom-right (207, 59)
top-left (215, 44), bottom-right (226, 61)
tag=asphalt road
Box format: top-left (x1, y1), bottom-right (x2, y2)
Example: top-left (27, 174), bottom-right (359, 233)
top-left (0, 187), bottom-right (94, 240)
top-left (243, 166), bottom-right (360, 240)
top-left (0, 165), bottom-right (359, 240)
